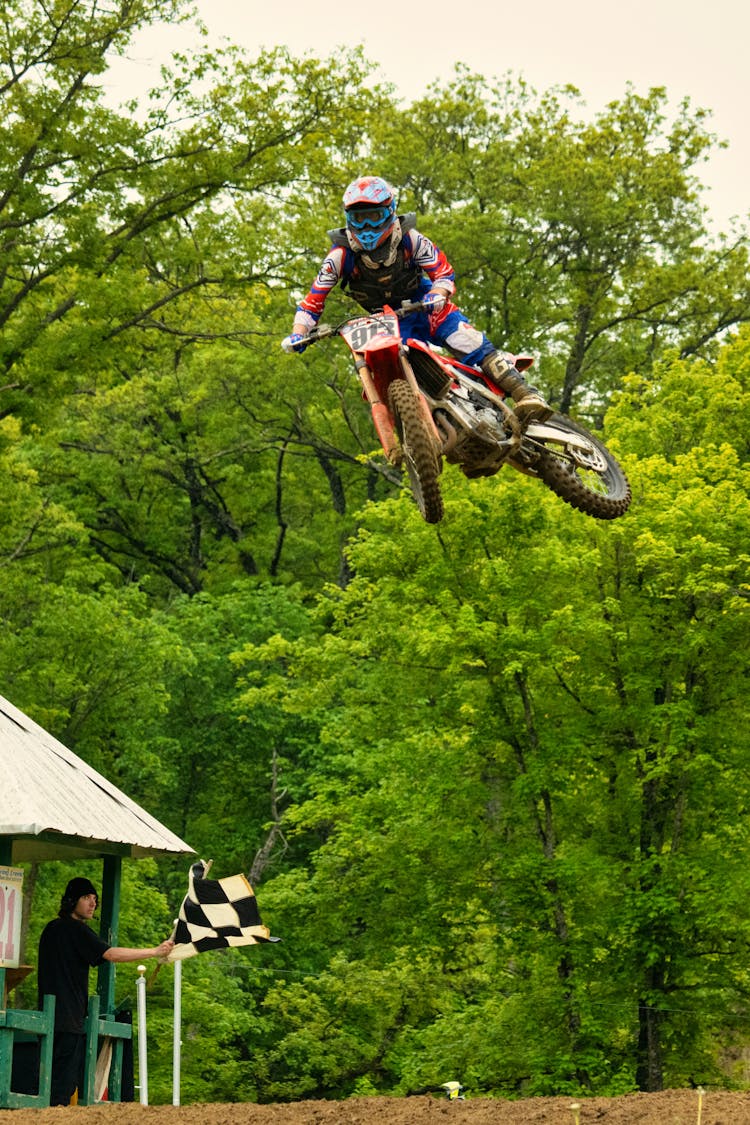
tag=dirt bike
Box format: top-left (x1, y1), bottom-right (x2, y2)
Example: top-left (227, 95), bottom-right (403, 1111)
top-left (298, 301), bottom-right (631, 525)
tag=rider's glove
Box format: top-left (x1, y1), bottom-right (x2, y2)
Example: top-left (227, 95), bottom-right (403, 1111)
top-left (281, 332), bottom-right (309, 354)
top-left (422, 290), bottom-right (447, 315)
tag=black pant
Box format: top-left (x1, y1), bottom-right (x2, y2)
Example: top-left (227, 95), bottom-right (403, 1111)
top-left (50, 1032), bottom-right (85, 1106)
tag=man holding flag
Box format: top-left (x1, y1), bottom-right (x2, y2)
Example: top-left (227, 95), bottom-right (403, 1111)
top-left (37, 876), bottom-right (174, 1106)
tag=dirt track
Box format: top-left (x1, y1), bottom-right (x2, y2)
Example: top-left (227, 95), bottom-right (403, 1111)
top-left (2, 1089), bottom-right (749, 1123)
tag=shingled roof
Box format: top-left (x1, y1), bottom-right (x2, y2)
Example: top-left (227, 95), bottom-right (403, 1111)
top-left (0, 693), bottom-right (193, 862)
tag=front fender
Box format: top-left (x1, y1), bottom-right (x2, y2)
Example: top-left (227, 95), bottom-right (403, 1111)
top-left (363, 337), bottom-right (406, 401)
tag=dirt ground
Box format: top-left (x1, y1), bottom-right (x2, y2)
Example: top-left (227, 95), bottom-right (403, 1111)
top-left (2, 1090), bottom-right (750, 1124)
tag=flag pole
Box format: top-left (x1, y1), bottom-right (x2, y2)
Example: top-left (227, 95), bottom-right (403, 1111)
top-left (172, 919), bottom-right (182, 1106)
top-left (136, 964), bottom-right (148, 1105)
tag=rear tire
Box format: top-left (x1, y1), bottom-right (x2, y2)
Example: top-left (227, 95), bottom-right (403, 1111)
top-left (388, 380), bottom-right (444, 524)
top-left (532, 414), bottom-right (631, 520)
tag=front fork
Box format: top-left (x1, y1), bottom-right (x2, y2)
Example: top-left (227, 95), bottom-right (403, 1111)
top-left (356, 350), bottom-right (442, 466)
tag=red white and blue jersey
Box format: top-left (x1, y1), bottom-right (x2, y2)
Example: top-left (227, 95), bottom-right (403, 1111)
top-left (294, 228), bottom-right (456, 330)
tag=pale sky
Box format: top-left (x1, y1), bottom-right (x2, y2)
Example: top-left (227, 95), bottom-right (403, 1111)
top-left (104, 0), bottom-right (749, 233)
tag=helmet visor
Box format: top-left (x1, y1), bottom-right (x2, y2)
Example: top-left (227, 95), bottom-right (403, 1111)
top-left (346, 205), bottom-right (393, 231)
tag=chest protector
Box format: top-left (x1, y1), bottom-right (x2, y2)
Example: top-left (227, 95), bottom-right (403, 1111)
top-left (327, 214), bottom-right (421, 313)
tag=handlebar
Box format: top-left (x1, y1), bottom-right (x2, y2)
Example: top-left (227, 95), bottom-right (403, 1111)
top-left (297, 300), bottom-right (428, 349)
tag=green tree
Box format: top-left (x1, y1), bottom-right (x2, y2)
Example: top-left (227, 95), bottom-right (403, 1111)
top-left (3, 7), bottom-right (750, 1102)
top-left (233, 333), bottom-right (750, 1098)
top-left (374, 76), bottom-right (750, 415)
top-left (0, 0), bottom-right (387, 425)
top-left (1, 0), bottom-right (403, 592)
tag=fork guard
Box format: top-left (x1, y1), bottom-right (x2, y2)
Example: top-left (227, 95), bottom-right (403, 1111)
top-left (370, 401), bottom-right (402, 463)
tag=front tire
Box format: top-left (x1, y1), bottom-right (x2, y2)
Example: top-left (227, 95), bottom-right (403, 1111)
top-left (388, 380), bottom-right (444, 524)
top-left (531, 414), bottom-right (631, 520)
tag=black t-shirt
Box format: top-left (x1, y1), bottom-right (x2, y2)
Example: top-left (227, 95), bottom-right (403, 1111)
top-left (37, 916), bottom-right (110, 1032)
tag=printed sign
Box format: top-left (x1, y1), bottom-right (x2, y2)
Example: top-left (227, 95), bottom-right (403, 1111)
top-left (0, 866), bottom-right (24, 968)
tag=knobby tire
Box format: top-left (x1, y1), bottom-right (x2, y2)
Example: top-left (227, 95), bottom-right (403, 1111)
top-left (533, 413), bottom-right (631, 520)
top-left (388, 380), bottom-right (444, 524)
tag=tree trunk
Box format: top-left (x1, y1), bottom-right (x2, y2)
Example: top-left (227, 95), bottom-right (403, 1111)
top-left (248, 746), bottom-right (288, 885)
top-left (636, 979), bottom-right (665, 1091)
top-left (560, 304), bottom-right (592, 414)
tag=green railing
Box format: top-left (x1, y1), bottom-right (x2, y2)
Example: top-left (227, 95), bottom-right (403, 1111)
top-left (79, 994), bottom-right (132, 1105)
top-left (0, 968), bottom-right (55, 1109)
top-left (0, 968), bottom-right (132, 1108)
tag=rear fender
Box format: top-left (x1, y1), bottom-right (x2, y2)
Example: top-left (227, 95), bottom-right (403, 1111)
top-left (524, 419), bottom-right (593, 450)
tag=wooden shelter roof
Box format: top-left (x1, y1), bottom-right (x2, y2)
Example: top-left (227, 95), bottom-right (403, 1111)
top-left (0, 694), bottom-right (193, 862)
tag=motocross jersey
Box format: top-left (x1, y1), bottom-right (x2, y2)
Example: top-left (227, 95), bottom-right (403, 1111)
top-left (294, 215), bottom-right (456, 330)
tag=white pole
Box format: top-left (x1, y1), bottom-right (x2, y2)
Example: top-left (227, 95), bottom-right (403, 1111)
top-left (136, 964), bottom-right (148, 1106)
top-left (172, 918), bottom-right (182, 1107)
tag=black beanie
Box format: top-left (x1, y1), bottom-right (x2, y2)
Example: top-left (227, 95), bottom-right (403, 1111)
top-left (60, 877), bottom-right (98, 913)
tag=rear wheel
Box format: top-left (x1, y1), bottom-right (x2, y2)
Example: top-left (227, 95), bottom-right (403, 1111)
top-left (531, 414), bottom-right (631, 520)
top-left (388, 380), bottom-right (444, 524)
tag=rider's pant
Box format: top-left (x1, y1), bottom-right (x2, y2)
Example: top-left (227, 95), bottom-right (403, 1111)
top-left (398, 302), bottom-right (496, 367)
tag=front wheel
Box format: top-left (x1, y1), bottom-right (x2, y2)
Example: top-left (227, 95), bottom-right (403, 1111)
top-left (529, 414), bottom-right (631, 520)
top-left (388, 380), bottom-right (444, 524)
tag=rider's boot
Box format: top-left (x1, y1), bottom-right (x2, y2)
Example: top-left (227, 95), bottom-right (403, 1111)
top-left (480, 352), bottom-right (553, 423)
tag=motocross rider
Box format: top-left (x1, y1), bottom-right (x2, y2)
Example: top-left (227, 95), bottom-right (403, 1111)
top-left (282, 175), bottom-right (552, 424)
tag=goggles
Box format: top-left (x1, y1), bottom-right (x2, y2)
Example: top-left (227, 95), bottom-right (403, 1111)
top-left (346, 204), bottom-right (393, 230)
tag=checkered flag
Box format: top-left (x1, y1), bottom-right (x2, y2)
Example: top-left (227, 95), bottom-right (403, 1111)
top-left (167, 859), bottom-right (279, 961)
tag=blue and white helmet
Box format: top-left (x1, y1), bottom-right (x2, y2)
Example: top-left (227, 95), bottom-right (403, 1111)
top-left (343, 176), bottom-right (398, 253)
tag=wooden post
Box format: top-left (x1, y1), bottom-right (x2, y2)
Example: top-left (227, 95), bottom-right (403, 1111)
top-left (80, 993), bottom-right (100, 1105)
top-left (37, 994), bottom-right (55, 1105)
top-left (0, 841), bottom-right (14, 1106)
top-left (0, 838), bottom-right (12, 1010)
top-left (97, 856), bottom-right (121, 1018)
top-left (0, 1021), bottom-right (10, 1111)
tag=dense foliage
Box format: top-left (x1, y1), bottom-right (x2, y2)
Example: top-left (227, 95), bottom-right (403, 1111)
top-left (2, 0), bottom-right (749, 1105)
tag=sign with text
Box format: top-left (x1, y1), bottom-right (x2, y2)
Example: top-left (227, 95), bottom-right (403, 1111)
top-left (0, 866), bottom-right (24, 967)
